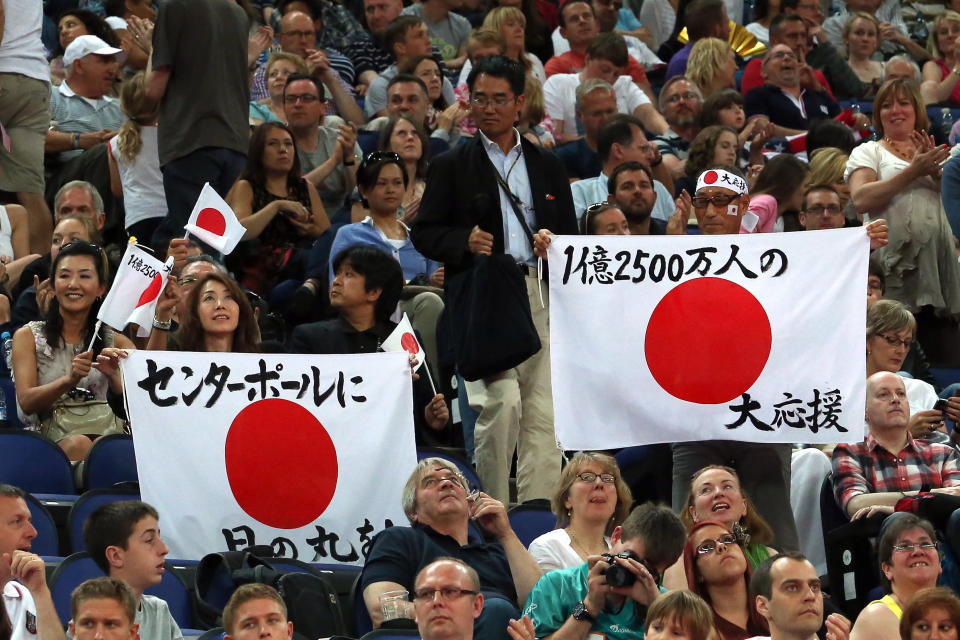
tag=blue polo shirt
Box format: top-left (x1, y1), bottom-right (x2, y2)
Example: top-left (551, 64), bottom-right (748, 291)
top-left (744, 83), bottom-right (841, 131)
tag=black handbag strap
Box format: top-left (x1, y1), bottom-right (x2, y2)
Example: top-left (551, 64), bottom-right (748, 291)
top-left (489, 155), bottom-right (536, 250)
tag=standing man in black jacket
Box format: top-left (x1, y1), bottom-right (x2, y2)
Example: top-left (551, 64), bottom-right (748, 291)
top-left (411, 55), bottom-right (578, 504)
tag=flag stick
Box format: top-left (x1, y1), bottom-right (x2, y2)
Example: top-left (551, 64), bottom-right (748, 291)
top-left (423, 361), bottom-right (437, 397)
top-left (87, 320), bottom-right (102, 352)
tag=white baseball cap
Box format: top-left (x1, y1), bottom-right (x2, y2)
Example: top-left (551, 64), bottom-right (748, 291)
top-left (63, 35), bottom-right (126, 67)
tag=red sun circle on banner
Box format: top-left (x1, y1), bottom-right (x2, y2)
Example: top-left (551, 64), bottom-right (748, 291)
top-left (400, 332), bottom-right (420, 355)
top-left (197, 208), bottom-right (227, 235)
top-left (644, 277), bottom-right (771, 404)
top-left (225, 399), bottom-right (338, 528)
top-left (702, 170), bottom-right (719, 184)
top-left (136, 273), bottom-right (163, 308)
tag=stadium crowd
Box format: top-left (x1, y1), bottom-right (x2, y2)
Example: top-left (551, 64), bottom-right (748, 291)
top-left (5, 0), bottom-right (960, 638)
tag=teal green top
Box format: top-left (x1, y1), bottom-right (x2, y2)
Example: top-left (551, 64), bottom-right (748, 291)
top-left (745, 542), bottom-right (772, 569)
top-left (523, 563), bottom-right (666, 640)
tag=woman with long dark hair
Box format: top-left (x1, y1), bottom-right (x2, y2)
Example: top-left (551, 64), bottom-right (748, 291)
top-left (173, 272), bottom-right (260, 353)
top-left (11, 241), bottom-right (132, 460)
top-left (226, 122), bottom-right (330, 298)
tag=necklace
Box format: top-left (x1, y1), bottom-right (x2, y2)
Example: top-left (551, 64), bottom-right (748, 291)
top-left (566, 527), bottom-right (609, 559)
top-left (883, 136), bottom-right (916, 161)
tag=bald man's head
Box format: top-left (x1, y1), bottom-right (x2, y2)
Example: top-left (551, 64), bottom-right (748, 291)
top-left (865, 371), bottom-right (909, 432)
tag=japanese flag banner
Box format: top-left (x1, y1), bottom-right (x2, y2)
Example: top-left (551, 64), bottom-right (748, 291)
top-left (184, 183), bottom-right (246, 255)
top-left (547, 228), bottom-right (869, 448)
top-left (121, 351), bottom-right (416, 562)
top-left (382, 313), bottom-right (424, 371)
top-left (98, 243), bottom-right (173, 336)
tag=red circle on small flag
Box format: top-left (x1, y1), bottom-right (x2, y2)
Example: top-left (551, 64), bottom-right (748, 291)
top-left (644, 277), bottom-right (771, 404)
top-left (136, 274), bottom-right (163, 308)
top-left (224, 399), bottom-right (338, 528)
top-left (197, 208), bottom-right (227, 235)
top-left (703, 170), bottom-right (718, 184)
top-left (400, 332), bottom-right (420, 355)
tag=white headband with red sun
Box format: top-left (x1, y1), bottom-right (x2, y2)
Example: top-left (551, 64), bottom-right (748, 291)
top-left (696, 169), bottom-right (749, 196)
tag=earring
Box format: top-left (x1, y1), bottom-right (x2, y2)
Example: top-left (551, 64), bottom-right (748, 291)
top-left (567, 509), bottom-right (571, 518)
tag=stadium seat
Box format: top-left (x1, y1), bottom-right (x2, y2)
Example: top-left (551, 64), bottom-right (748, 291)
top-left (416, 447), bottom-right (482, 493)
top-left (23, 491), bottom-right (60, 557)
top-left (49, 552), bottom-right (194, 628)
top-left (352, 571), bottom-right (373, 637)
top-left (0, 430), bottom-right (76, 497)
top-left (820, 474), bottom-right (884, 617)
top-left (507, 500), bottom-right (556, 548)
top-left (67, 487), bottom-right (141, 553)
top-left (82, 434), bottom-right (138, 490)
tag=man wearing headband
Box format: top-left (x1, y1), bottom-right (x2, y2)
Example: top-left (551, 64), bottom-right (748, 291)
top-left (671, 163), bottom-right (800, 552)
top-left (690, 165), bottom-right (756, 234)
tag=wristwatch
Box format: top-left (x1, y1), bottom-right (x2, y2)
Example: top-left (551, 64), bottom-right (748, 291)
top-left (572, 601), bottom-right (595, 623)
top-left (343, 153), bottom-right (360, 166)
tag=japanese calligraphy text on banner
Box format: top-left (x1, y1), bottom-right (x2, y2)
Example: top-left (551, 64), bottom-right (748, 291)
top-left (547, 228), bottom-right (868, 449)
top-left (121, 351), bottom-right (415, 563)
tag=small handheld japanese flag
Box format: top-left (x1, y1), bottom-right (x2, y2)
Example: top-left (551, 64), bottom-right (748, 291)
top-left (382, 313), bottom-right (437, 395)
top-left (184, 183), bottom-right (246, 255)
top-left (98, 243), bottom-right (174, 336)
top-left (382, 314), bottom-right (424, 371)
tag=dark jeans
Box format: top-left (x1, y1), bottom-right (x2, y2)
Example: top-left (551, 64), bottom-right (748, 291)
top-left (153, 146), bottom-right (246, 255)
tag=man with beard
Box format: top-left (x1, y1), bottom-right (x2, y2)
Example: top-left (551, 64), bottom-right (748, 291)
top-left (571, 117), bottom-right (678, 224)
top-left (650, 77), bottom-right (702, 180)
top-left (606, 162), bottom-right (690, 235)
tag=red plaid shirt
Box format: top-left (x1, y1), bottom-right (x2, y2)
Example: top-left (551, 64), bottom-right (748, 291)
top-left (831, 433), bottom-right (960, 511)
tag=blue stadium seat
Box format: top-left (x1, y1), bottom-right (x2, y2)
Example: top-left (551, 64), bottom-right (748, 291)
top-left (416, 447), bottom-right (482, 493)
top-left (82, 434), bottom-right (138, 490)
top-left (0, 430), bottom-right (75, 497)
top-left (352, 571), bottom-right (373, 637)
top-left (49, 552), bottom-right (193, 628)
top-left (0, 374), bottom-right (24, 429)
top-left (23, 491), bottom-right (60, 556)
top-left (507, 500), bottom-right (557, 548)
top-left (67, 487), bottom-right (141, 553)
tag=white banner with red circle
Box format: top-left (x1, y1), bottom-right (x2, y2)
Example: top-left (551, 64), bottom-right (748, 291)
top-left (547, 228), bottom-right (869, 448)
top-left (121, 351), bottom-right (416, 562)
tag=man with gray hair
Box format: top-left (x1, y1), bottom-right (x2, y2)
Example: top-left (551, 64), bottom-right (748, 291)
top-left (359, 458), bottom-right (541, 640)
top-left (53, 181), bottom-right (106, 232)
top-left (651, 76), bottom-right (702, 179)
top-left (554, 79), bottom-right (618, 179)
top-left (883, 54), bottom-right (923, 86)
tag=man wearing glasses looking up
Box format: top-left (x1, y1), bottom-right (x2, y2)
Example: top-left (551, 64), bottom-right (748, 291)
top-left (411, 55), bottom-right (577, 507)
top-left (361, 459), bottom-right (543, 640)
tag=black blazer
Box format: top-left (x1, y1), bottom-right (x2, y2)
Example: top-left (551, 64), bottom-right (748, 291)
top-left (410, 133), bottom-right (578, 276)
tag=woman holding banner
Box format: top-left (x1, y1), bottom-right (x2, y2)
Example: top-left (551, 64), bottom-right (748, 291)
top-left (11, 241), bottom-right (133, 460)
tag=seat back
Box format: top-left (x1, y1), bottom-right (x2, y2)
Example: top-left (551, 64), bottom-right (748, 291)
top-left (508, 500), bottom-right (557, 548)
top-left (49, 553), bottom-right (103, 625)
top-left (68, 487), bottom-right (141, 553)
top-left (145, 562), bottom-right (194, 629)
top-left (352, 570), bottom-right (374, 637)
top-left (359, 630), bottom-right (421, 640)
top-left (83, 434), bottom-right (138, 490)
top-left (0, 431), bottom-right (75, 494)
top-left (416, 447), bottom-right (482, 493)
top-left (23, 491), bottom-right (60, 556)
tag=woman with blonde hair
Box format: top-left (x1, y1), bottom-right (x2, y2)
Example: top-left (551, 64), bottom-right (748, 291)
top-left (843, 12), bottom-right (883, 87)
top-left (921, 11), bottom-right (960, 104)
top-left (518, 75), bottom-right (555, 147)
top-left (482, 7), bottom-right (545, 82)
top-left (686, 38), bottom-right (738, 97)
top-left (250, 52), bottom-right (308, 125)
top-left (808, 147), bottom-right (852, 214)
top-left (107, 72), bottom-right (166, 243)
top-left (527, 452), bottom-right (633, 573)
